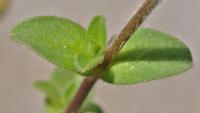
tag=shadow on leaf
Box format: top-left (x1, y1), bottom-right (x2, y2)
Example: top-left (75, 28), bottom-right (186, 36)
top-left (102, 47), bottom-right (192, 84)
top-left (112, 47), bottom-right (192, 64)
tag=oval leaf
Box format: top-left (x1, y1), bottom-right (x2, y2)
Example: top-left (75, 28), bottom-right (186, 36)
top-left (101, 27), bottom-right (192, 85)
top-left (11, 16), bottom-right (106, 74)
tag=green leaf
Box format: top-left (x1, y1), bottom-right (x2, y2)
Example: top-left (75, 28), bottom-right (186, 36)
top-left (87, 15), bottom-right (106, 53)
top-left (78, 103), bottom-right (103, 113)
top-left (101, 27), bottom-right (192, 85)
top-left (79, 15), bottom-right (107, 75)
top-left (36, 68), bottom-right (80, 113)
top-left (49, 68), bottom-right (83, 106)
top-left (34, 81), bottom-right (60, 105)
top-left (11, 16), bottom-right (106, 74)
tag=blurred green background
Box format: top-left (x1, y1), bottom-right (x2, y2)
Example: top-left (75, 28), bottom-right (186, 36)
top-left (0, 0), bottom-right (199, 113)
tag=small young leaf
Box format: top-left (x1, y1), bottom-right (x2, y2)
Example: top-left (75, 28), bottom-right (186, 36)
top-left (49, 68), bottom-right (83, 106)
top-left (87, 15), bottom-right (106, 53)
top-left (11, 16), bottom-right (107, 74)
top-left (50, 68), bottom-right (82, 89)
top-left (78, 103), bottom-right (103, 113)
top-left (79, 15), bottom-right (107, 74)
top-left (36, 68), bottom-right (102, 113)
top-left (101, 27), bottom-right (192, 85)
top-left (34, 81), bottom-right (60, 105)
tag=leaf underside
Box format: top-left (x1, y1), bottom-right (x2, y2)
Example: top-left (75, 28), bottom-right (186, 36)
top-left (101, 27), bottom-right (192, 85)
top-left (11, 16), bottom-right (106, 74)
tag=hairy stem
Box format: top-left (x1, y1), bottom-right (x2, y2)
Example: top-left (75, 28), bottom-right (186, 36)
top-left (65, 0), bottom-right (161, 113)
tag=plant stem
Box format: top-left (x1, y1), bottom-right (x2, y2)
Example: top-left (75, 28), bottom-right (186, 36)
top-left (64, 76), bottom-right (99, 113)
top-left (65, 0), bottom-right (161, 113)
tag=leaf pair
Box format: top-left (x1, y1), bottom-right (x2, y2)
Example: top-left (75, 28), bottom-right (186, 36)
top-left (34, 68), bottom-right (103, 113)
top-left (11, 15), bottom-right (192, 85)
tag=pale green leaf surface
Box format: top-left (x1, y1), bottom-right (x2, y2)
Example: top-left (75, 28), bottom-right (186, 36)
top-left (11, 16), bottom-right (106, 74)
top-left (102, 27), bottom-right (192, 85)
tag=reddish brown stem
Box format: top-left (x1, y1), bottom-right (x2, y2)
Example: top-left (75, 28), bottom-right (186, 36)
top-left (65, 0), bottom-right (161, 113)
top-left (64, 76), bottom-right (99, 113)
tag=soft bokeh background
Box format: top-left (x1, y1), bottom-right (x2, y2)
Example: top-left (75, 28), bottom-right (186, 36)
top-left (0, 0), bottom-right (199, 113)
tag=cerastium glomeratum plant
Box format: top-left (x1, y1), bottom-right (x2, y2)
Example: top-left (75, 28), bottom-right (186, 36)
top-left (11, 0), bottom-right (192, 113)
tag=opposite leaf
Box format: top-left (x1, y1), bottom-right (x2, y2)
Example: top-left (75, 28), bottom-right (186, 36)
top-left (102, 27), bottom-right (192, 85)
top-left (11, 16), bottom-right (106, 74)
